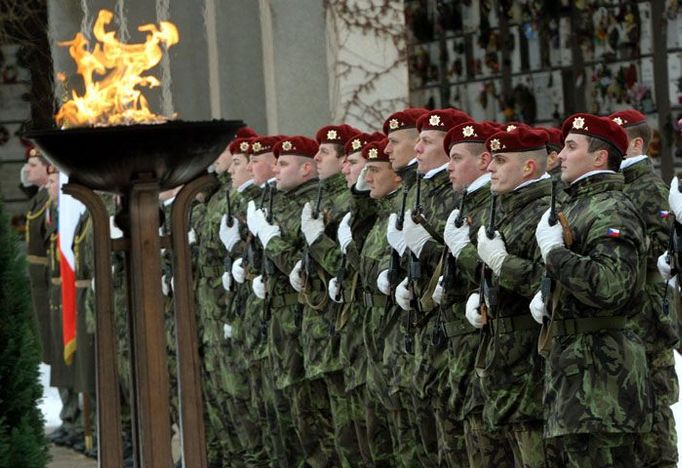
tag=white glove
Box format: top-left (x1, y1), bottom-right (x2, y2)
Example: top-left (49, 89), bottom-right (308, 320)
top-left (219, 214), bottom-right (241, 252)
top-left (300, 202), bottom-right (325, 246)
top-left (386, 213), bottom-right (407, 256)
top-left (170, 276), bottom-right (175, 293)
top-left (529, 290), bottom-right (548, 324)
top-left (355, 166), bottom-right (370, 191)
top-left (246, 200), bottom-right (261, 236)
top-left (257, 215), bottom-right (281, 250)
top-left (328, 277), bottom-right (343, 303)
top-left (188, 228), bottom-right (197, 245)
top-left (252, 275), bottom-right (266, 299)
top-left (403, 210), bottom-right (432, 258)
top-left (432, 275), bottom-right (443, 305)
top-left (91, 278), bottom-right (95, 292)
top-left (395, 277), bottom-right (412, 311)
top-left (221, 271), bottom-right (232, 291)
top-left (444, 209), bottom-right (470, 258)
top-left (377, 270), bottom-right (390, 295)
top-left (231, 258), bottom-right (246, 284)
top-left (337, 212), bottom-right (353, 254)
top-left (223, 323), bottom-right (233, 339)
top-left (669, 177), bottom-right (682, 220)
top-left (161, 274), bottom-right (170, 296)
top-left (465, 293), bottom-right (485, 328)
top-left (535, 208), bottom-right (564, 262)
top-left (289, 260), bottom-right (304, 292)
top-left (658, 251), bottom-right (673, 281)
top-left (477, 226), bottom-right (508, 276)
top-left (110, 215), bottom-right (123, 239)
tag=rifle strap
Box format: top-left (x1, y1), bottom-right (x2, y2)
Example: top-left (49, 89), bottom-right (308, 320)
top-left (301, 269), bottom-right (329, 311)
top-left (335, 271), bottom-right (358, 332)
top-left (414, 213), bottom-right (445, 245)
top-left (419, 250), bottom-right (445, 313)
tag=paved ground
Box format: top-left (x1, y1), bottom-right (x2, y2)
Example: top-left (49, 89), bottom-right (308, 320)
top-left (48, 445), bottom-right (96, 468)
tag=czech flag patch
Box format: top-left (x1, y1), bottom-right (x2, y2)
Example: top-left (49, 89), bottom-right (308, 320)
top-left (660, 210), bottom-right (671, 219)
top-left (606, 228), bottom-right (621, 238)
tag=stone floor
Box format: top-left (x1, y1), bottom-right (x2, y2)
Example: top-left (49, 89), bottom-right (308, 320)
top-left (48, 445), bottom-right (96, 468)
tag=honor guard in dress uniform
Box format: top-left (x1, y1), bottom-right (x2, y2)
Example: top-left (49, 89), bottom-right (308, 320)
top-left (532, 113), bottom-right (653, 465)
top-left (610, 109), bottom-right (679, 468)
top-left (465, 126), bottom-right (552, 465)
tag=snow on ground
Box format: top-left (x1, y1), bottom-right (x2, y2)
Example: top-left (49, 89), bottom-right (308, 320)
top-left (39, 357), bottom-right (682, 465)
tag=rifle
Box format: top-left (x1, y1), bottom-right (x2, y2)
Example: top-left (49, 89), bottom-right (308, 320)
top-left (405, 174), bottom-right (424, 354)
top-left (432, 189), bottom-right (467, 347)
top-left (388, 182), bottom-right (410, 289)
top-left (540, 180), bottom-right (558, 323)
top-left (260, 184), bottom-right (276, 340)
top-left (663, 182), bottom-right (682, 315)
top-left (301, 180), bottom-right (324, 285)
top-left (478, 194), bottom-right (498, 324)
top-left (223, 187), bottom-right (234, 293)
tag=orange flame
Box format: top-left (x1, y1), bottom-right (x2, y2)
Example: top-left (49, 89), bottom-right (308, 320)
top-left (55, 9), bottom-right (179, 128)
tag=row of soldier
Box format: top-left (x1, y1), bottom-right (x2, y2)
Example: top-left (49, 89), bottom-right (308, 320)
top-left (23, 105), bottom-right (680, 467)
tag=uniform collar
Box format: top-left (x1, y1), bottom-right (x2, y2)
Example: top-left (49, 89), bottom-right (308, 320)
top-left (237, 179), bottom-right (255, 193)
top-left (423, 162), bottom-right (448, 180)
top-left (620, 154), bottom-right (647, 170)
top-left (513, 172), bottom-right (551, 192)
top-left (466, 173), bottom-right (491, 194)
top-left (570, 170), bottom-right (615, 186)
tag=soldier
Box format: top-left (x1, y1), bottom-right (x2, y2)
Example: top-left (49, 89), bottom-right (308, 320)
top-left (464, 126), bottom-right (552, 465)
top-left (433, 121), bottom-right (496, 467)
top-left (532, 113), bottom-right (653, 464)
top-left (394, 108), bottom-right (471, 465)
top-left (610, 109), bottom-right (678, 468)
top-left (247, 136), bottom-right (320, 466)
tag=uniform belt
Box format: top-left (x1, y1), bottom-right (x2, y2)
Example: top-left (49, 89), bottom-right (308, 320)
top-left (362, 291), bottom-right (387, 308)
top-left (444, 319), bottom-right (477, 338)
top-left (27, 255), bottom-right (48, 266)
top-left (75, 279), bottom-right (93, 289)
top-left (551, 316), bottom-right (626, 336)
top-left (491, 314), bottom-right (539, 334)
top-left (51, 277), bottom-right (62, 286)
top-left (270, 293), bottom-right (300, 308)
top-left (200, 265), bottom-right (223, 278)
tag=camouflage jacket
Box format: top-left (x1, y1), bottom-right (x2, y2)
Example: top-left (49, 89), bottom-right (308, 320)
top-left (478, 177), bottom-right (550, 428)
top-left (621, 158), bottom-right (678, 354)
top-left (264, 178), bottom-right (319, 389)
top-left (543, 172), bottom-right (652, 437)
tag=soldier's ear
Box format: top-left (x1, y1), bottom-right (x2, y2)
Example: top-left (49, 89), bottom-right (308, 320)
top-left (479, 151), bottom-right (492, 170)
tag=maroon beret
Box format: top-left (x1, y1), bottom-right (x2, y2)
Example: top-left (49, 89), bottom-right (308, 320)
top-left (228, 137), bottom-right (255, 155)
top-left (361, 138), bottom-right (390, 162)
top-left (383, 108), bottom-right (429, 134)
top-left (608, 109), bottom-right (647, 128)
top-left (315, 124), bottom-right (361, 146)
top-left (251, 135), bottom-right (283, 156)
top-left (561, 113), bottom-right (628, 156)
top-left (501, 121), bottom-right (531, 133)
top-left (25, 144), bottom-right (41, 161)
top-left (273, 136), bottom-right (319, 159)
top-left (236, 127), bottom-right (259, 139)
top-left (485, 127), bottom-right (549, 154)
top-left (541, 127), bottom-right (563, 150)
top-left (344, 131), bottom-right (384, 156)
top-left (443, 121), bottom-right (499, 152)
top-left (417, 108), bottom-right (472, 132)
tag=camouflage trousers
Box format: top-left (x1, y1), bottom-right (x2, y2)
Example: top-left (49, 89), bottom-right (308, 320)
top-left (286, 378), bottom-right (337, 467)
top-left (385, 390), bottom-right (423, 467)
top-left (244, 361), bottom-right (272, 467)
top-left (260, 358), bottom-right (297, 467)
top-left (434, 404), bottom-right (467, 467)
top-left (635, 352), bottom-right (678, 468)
top-left (349, 384), bottom-right (393, 465)
top-left (410, 392), bottom-right (439, 466)
top-left (324, 371), bottom-right (364, 467)
top-left (464, 413), bottom-right (508, 468)
top-left (547, 433), bottom-right (636, 468)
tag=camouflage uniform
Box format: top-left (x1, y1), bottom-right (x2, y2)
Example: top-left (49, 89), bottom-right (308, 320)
top-left (263, 178), bottom-right (320, 466)
top-left (543, 172), bottom-right (653, 463)
top-left (621, 158), bottom-right (678, 467)
top-left (439, 180), bottom-right (498, 467)
top-left (476, 178), bottom-right (551, 466)
top-left (25, 188), bottom-right (52, 363)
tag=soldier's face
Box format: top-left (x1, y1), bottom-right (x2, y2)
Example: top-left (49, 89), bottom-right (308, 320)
top-left (558, 134), bottom-right (595, 184)
top-left (313, 143), bottom-right (343, 180)
top-left (47, 173), bottom-right (60, 201)
top-left (26, 157), bottom-right (49, 186)
top-left (274, 155), bottom-right (307, 191)
top-left (229, 153), bottom-right (252, 189)
top-left (386, 129), bottom-right (417, 171)
top-left (365, 162), bottom-right (400, 199)
top-left (213, 145), bottom-right (232, 174)
top-left (342, 152), bottom-right (365, 188)
top-left (487, 152), bottom-right (527, 193)
top-left (415, 130), bottom-right (448, 173)
top-left (448, 143), bottom-right (488, 192)
top-left (248, 153), bottom-right (276, 185)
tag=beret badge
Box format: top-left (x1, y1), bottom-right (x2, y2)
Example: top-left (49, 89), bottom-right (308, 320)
top-left (368, 148), bottom-right (379, 159)
top-left (239, 142), bottom-right (249, 152)
top-left (281, 141), bottom-right (293, 151)
top-left (462, 125), bottom-right (475, 138)
top-left (429, 114), bottom-right (442, 126)
top-left (351, 139), bottom-right (362, 151)
top-left (327, 129), bottom-right (338, 140)
top-left (389, 118), bottom-right (400, 130)
top-left (572, 116), bottom-right (586, 130)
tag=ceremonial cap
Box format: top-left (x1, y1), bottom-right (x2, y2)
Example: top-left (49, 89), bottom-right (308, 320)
top-left (443, 121), bottom-right (499, 152)
top-left (561, 113), bottom-right (628, 156)
top-left (416, 108), bottom-right (472, 132)
top-left (383, 108), bottom-right (429, 134)
top-left (361, 138), bottom-right (390, 162)
top-left (608, 109), bottom-right (647, 128)
top-left (541, 127), bottom-right (563, 151)
top-left (344, 131), bottom-right (384, 156)
top-left (236, 127), bottom-right (259, 139)
top-left (229, 137), bottom-right (255, 155)
top-left (315, 124), bottom-right (361, 146)
top-left (273, 136), bottom-right (319, 159)
top-left (486, 127), bottom-right (549, 154)
top-left (251, 135), bottom-right (283, 156)
top-left (25, 144), bottom-right (41, 161)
